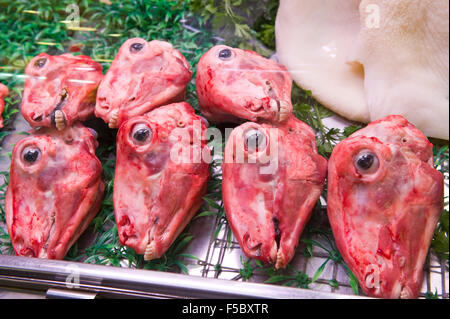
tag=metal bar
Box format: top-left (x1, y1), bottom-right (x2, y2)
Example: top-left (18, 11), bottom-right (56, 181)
top-left (46, 288), bottom-right (97, 299)
top-left (441, 259), bottom-right (448, 299)
top-left (0, 255), bottom-right (364, 299)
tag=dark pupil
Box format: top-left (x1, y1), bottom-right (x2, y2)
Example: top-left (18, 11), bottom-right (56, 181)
top-left (23, 149), bottom-right (39, 163)
top-left (34, 58), bottom-right (47, 68)
top-left (130, 43), bottom-right (144, 53)
top-left (218, 49), bottom-right (232, 60)
top-left (133, 128), bottom-right (149, 142)
top-left (246, 132), bottom-right (263, 151)
top-left (357, 153), bottom-right (374, 170)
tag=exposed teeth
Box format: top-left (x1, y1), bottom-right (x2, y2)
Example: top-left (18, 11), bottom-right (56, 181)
top-left (108, 109), bottom-right (119, 128)
top-left (278, 100), bottom-right (290, 122)
top-left (269, 98), bottom-right (278, 113)
top-left (274, 249), bottom-right (286, 270)
top-left (269, 243), bottom-right (278, 266)
top-left (269, 99), bottom-right (290, 122)
top-left (144, 241), bottom-right (156, 261)
top-left (54, 110), bottom-right (66, 131)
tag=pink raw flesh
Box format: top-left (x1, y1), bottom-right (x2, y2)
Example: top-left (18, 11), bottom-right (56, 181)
top-left (21, 53), bottom-right (103, 129)
top-left (0, 83), bottom-right (9, 128)
top-left (5, 123), bottom-right (105, 259)
top-left (327, 115), bottom-right (444, 299)
top-left (95, 38), bottom-right (192, 128)
top-left (222, 115), bottom-right (327, 269)
top-left (196, 45), bottom-right (293, 124)
top-left (114, 102), bottom-right (210, 260)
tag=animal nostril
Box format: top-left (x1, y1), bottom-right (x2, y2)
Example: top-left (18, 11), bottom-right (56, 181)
top-left (21, 247), bottom-right (36, 258)
top-left (243, 233), bottom-right (262, 254)
top-left (97, 97), bottom-right (109, 110)
top-left (32, 114), bottom-right (43, 122)
top-left (119, 216), bottom-right (130, 226)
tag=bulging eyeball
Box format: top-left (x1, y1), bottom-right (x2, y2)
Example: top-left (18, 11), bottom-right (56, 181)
top-left (354, 150), bottom-right (379, 174)
top-left (131, 123), bottom-right (152, 145)
top-left (22, 146), bottom-right (41, 164)
top-left (130, 42), bottom-right (144, 53)
top-left (244, 128), bottom-right (267, 153)
top-left (34, 57), bottom-right (47, 68)
top-left (217, 47), bottom-right (234, 61)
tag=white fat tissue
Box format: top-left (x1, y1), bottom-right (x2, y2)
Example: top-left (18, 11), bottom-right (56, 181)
top-left (276, 0), bottom-right (449, 140)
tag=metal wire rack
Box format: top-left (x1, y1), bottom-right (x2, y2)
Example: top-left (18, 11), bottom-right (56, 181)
top-left (187, 205), bottom-right (449, 299)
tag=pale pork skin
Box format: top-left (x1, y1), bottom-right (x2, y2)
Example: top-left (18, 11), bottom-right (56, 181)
top-left (21, 53), bottom-right (103, 130)
top-left (114, 102), bottom-right (210, 260)
top-left (5, 123), bottom-right (105, 259)
top-left (222, 116), bottom-right (327, 269)
top-left (95, 38), bottom-right (192, 129)
top-left (0, 83), bottom-right (9, 128)
top-left (327, 115), bottom-right (443, 298)
top-left (196, 45), bottom-right (293, 124)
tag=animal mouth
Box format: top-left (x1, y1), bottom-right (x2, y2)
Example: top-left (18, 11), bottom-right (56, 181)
top-left (272, 217), bottom-right (287, 269)
top-left (273, 217), bottom-right (281, 249)
top-left (144, 241), bottom-right (157, 260)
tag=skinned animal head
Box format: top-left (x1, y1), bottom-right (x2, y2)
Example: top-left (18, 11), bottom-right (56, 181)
top-left (222, 115), bottom-right (327, 269)
top-left (95, 38), bottom-right (192, 128)
top-left (6, 123), bottom-right (104, 259)
top-left (21, 53), bottom-right (103, 130)
top-left (113, 102), bottom-right (210, 260)
top-left (196, 45), bottom-right (293, 124)
top-left (327, 115), bottom-right (444, 298)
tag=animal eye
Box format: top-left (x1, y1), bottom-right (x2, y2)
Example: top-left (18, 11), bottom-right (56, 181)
top-left (244, 129), bottom-right (267, 153)
top-left (22, 146), bottom-right (41, 164)
top-left (354, 151), bottom-right (379, 174)
top-left (130, 42), bottom-right (144, 53)
top-left (131, 123), bottom-right (152, 145)
top-left (218, 48), bottom-right (234, 61)
top-left (34, 58), bottom-right (47, 68)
